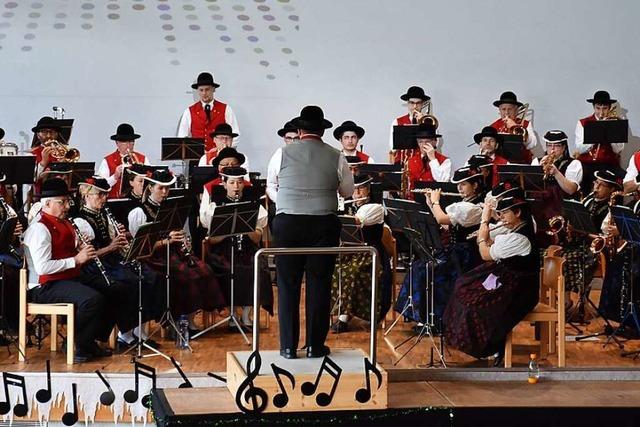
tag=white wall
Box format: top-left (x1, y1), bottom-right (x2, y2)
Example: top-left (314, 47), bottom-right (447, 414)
top-left (1, 0), bottom-right (638, 174)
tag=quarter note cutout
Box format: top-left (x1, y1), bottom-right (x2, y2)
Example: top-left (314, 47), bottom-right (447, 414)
top-left (270, 363), bottom-right (295, 409)
top-left (206, 372), bottom-right (227, 384)
top-left (234, 350), bottom-right (268, 414)
top-left (170, 357), bottom-right (193, 388)
top-left (35, 359), bottom-right (52, 403)
top-left (95, 370), bottom-right (115, 406)
top-left (300, 356), bottom-right (343, 407)
top-left (123, 362), bottom-right (156, 409)
top-left (355, 357), bottom-right (383, 403)
top-left (61, 383), bottom-right (78, 426)
top-left (0, 372), bottom-right (29, 417)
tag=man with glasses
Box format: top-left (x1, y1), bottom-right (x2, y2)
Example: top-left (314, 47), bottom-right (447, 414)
top-left (389, 86), bottom-right (432, 164)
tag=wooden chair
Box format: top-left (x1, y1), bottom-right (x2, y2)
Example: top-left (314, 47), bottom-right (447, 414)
top-left (504, 245), bottom-right (566, 368)
top-left (18, 265), bottom-right (75, 365)
top-left (381, 224), bottom-right (397, 326)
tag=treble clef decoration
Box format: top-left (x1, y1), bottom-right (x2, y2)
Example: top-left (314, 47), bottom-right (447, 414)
top-left (235, 350), bottom-right (268, 414)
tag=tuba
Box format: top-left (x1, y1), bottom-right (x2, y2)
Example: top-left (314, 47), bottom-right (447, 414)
top-left (509, 103), bottom-right (529, 142)
top-left (43, 139), bottom-right (80, 162)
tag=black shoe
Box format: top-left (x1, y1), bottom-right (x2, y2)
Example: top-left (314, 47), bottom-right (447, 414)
top-left (492, 351), bottom-right (505, 368)
top-left (88, 342), bottom-right (113, 358)
top-left (74, 348), bottom-right (93, 364)
top-left (331, 320), bottom-right (349, 334)
top-left (279, 348), bottom-right (297, 359)
top-left (306, 345), bottom-right (330, 358)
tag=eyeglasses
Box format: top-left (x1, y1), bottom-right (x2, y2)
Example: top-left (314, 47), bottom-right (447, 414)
top-left (284, 137), bottom-right (296, 142)
top-left (51, 199), bottom-right (71, 206)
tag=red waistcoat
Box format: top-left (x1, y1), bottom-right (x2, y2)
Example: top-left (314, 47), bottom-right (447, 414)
top-left (392, 114), bottom-right (418, 164)
top-left (38, 212), bottom-right (80, 284)
top-left (491, 155), bottom-right (509, 187)
top-left (203, 178), bottom-right (252, 201)
top-left (634, 151), bottom-right (640, 172)
top-left (189, 101), bottom-right (227, 152)
top-left (104, 150), bottom-right (147, 199)
top-left (576, 115), bottom-right (619, 165)
top-left (490, 118), bottom-right (533, 163)
top-left (355, 151), bottom-right (370, 163)
top-left (204, 149), bottom-right (219, 166)
top-left (407, 151), bottom-right (448, 187)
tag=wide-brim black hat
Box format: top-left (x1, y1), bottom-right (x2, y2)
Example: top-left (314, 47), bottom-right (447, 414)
top-left (211, 147), bottom-right (246, 168)
top-left (31, 116), bottom-right (61, 133)
top-left (290, 105), bottom-right (332, 130)
top-left (220, 166), bottom-right (247, 179)
top-left (79, 176), bottom-right (111, 192)
top-left (333, 120), bottom-right (365, 140)
top-left (400, 86), bottom-right (430, 102)
top-left (493, 91), bottom-right (523, 107)
top-left (496, 195), bottom-right (528, 212)
top-left (277, 120), bottom-right (297, 137)
top-left (125, 163), bottom-right (151, 178)
top-left (145, 169), bottom-right (176, 186)
top-left (491, 181), bottom-right (519, 198)
top-left (0, 128), bottom-right (4, 140)
top-left (42, 163), bottom-right (73, 175)
top-left (210, 123), bottom-right (238, 138)
top-left (451, 166), bottom-right (482, 184)
top-left (594, 169), bottom-right (623, 189)
top-left (39, 178), bottom-right (70, 198)
top-left (354, 174), bottom-right (373, 187)
top-left (543, 130), bottom-right (568, 144)
top-left (473, 126), bottom-right (504, 144)
top-left (191, 72), bottom-right (220, 89)
top-left (110, 123), bottom-right (141, 141)
top-left (467, 154), bottom-right (493, 169)
top-left (0, 173), bottom-right (5, 183)
top-left (587, 90), bottom-right (616, 105)
top-left (414, 123), bottom-right (441, 139)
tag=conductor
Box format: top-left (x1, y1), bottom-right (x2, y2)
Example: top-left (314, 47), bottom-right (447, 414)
top-left (267, 106), bottom-right (354, 359)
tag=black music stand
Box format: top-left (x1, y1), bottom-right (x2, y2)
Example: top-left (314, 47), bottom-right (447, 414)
top-left (0, 217), bottom-right (24, 358)
top-left (500, 135), bottom-right (529, 164)
top-left (607, 206), bottom-right (640, 355)
top-left (497, 165), bottom-right (545, 194)
top-left (359, 164), bottom-right (403, 194)
top-left (0, 156), bottom-right (36, 212)
top-left (192, 201), bottom-right (260, 342)
top-left (584, 120), bottom-right (629, 145)
top-left (161, 138), bottom-right (204, 184)
top-left (48, 162), bottom-right (95, 190)
top-left (189, 166), bottom-right (220, 197)
top-left (106, 198), bottom-right (139, 229)
top-left (392, 126), bottom-right (419, 151)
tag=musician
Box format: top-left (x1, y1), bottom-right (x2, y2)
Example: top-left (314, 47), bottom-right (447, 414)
top-left (200, 167), bottom-right (272, 329)
top-left (623, 148), bottom-right (640, 194)
top-left (128, 170), bottom-right (225, 333)
top-left (490, 91), bottom-right (537, 163)
top-left (0, 173), bottom-right (23, 332)
top-left (531, 130), bottom-right (583, 243)
top-left (268, 105), bottom-right (354, 359)
top-left (407, 123), bottom-right (451, 190)
top-left (200, 147), bottom-right (250, 211)
top-left (177, 72), bottom-right (239, 152)
top-left (30, 116), bottom-right (63, 173)
top-left (27, 163), bottom-right (76, 224)
top-left (198, 123), bottom-right (243, 166)
top-left (396, 167), bottom-right (486, 330)
top-left (473, 126), bottom-right (508, 186)
top-left (71, 176), bottom-right (161, 348)
top-left (584, 169), bottom-right (623, 227)
top-left (389, 86), bottom-right (431, 164)
top-left (444, 194), bottom-right (539, 365)
top-left (22, 178), bottom-right (116, 363)
top-left (333, 121), bottom-right (375, 164)
top-left (575, 91), bottom-right (624, 173)
top-left (278, 120), bottom-right (298, 145)
top-left (123, 164), bottom-right (151, 203)
top-left (97, 123), bottom-right (150, 199)
top-left (330, 175), bottom-right (391, 333)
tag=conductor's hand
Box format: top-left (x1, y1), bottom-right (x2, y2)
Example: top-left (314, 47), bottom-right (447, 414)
top-left (74, 244), bottom-right (96, 266)
top-left (168, 230), bottom-right (185, 244)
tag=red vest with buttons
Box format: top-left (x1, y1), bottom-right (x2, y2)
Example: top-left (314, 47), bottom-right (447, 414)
top-left (490, 118), bottom-right (533, 163)
top-left (392, 114), bottom-right (418, 164)
top-left (189, 101), bottom-right (227, 152)
top-left (491, 155), bottom-right (509, 187)
top-left (576, 114), bottom-right (619, 166)
top-left (355, 151), bottom-right (370, 163)
top-left (204, 149), bottom-right (219, 166)
top-left (407, 151), bottom-right (449, 187)
top-left (104, 150), bottom-right (147, 199)
top-left (38, 212), bottom-right (81, 284)
top-left (203, 178), bottom-right (252, 202)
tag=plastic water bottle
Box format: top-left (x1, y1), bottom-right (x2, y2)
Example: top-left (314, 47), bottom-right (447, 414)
top-left (528, 353), bottom-right (540, 384)
top-left (176, 315), bottom-right (190, 349)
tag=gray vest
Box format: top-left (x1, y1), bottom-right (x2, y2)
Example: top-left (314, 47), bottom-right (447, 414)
top-left (276, 139), bottom-right (341, 215)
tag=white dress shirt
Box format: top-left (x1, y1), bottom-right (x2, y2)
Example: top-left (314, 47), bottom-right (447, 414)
top-left (531, 157), bottom-right (583, 190)
top-left (623, 154), bottom-right (640, 188)
top-left (23, 220), bottom-right (77, 284)
top-left (97, 154), bottom-right (151, 187)
top-left (177, 100), bottom-right (240, 145)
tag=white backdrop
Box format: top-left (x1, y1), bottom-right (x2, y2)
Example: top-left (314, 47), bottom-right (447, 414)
top-left (0, 0), bottom-right (639, 174)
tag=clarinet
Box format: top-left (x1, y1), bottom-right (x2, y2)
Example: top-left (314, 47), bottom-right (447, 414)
top-left (103, 206), bottom-right (131, 258)
top-left (70, 221), bottom-right (111, 286)
top-left (232, 194), bottom-right (242, 252)
top-left (0, 196), bottom-right (23, 263)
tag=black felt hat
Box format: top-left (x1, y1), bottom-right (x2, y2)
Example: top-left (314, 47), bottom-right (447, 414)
top-left (467, 154), bottom-right (493, 169)
top-left (220, 166), bottom-right (247, 178)
top-left (290, 105), bottom-right (333, 130)
top-left (496, 194), bottom-right (528, 212)
top-left (400, 86), bottom-right (430, 102)
top-left (110, 123), bottom-right (141, 141)
top-left (451, 166), bottom-right (482, 184)
top-left (473, 126), bottom-right (504, 144)
top-left (145, 169), bottom-right (176, 186)
top-left (210, 123), bottom-right (238, 138)
top-left (594, 169), bottom-right (623, 189)
top-left (543, 130), bottom-right (568, 145)
top-left (491, 181), bottom-right (519, 198)
top-left (0, 128), bottom-right (4, 140)
top-left (277, 120), bottom-right (297, 137)
top-left (125, 163), bottom-right (151, 178)
top-left (333, 120), bottom-right (365, 140)
top-left (587, 90), bottom-right (616, 105)
top-left (31, 116), bottom-right (61, 133)
top-left (191, 72), bottom-right (220, 89)
top-left (211, 147), bottom-right (246, 168)
top-left (492, 91), bottom-right (523, 108)
top-left (354, 174), bottom-right (373, 187)
top-left (79, 176), bottom-right (110, 192)
top-left (39, 178), bottom-right (70, 198)
top-left (414, 123), bottom-right (441, 139)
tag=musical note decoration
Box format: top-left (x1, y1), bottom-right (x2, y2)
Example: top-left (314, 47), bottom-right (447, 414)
top-left (123, 362), bottom-right (156, 409)
top-left (301, 356), bottom-right (343, 407)
top-left (35, 359), bottom-right (52, 403)
top-left (95, 370), bottom-right (115, 407)
top-left (206, 372), bottom-right (227, 384)
top-left (270, 363), bottom-right (295, 409)
top-left (355, 357), bottom-right (383, 404)
top-left (234, 350), bottom-right (268, 415)
top-left (170, 357), bottom-right (193, 388)
top-left (61, 383), bottom-right (78, 426)
top-left (0, 372), bottom-right (29, 417)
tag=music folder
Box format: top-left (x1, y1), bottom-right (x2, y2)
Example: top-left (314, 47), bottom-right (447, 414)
top-left (161, 138), bottom-right (205, 161)
top-left (499, 134), bottom-right (529, 164)
top-left (561, 199), bottom-right (599, 235)
top-left (208, 201), bottom-right (259, 239)
top-left (0, 156), bottom-right (36, 184)
top-left (106, 198), bottom-right (139, 227)
top-left (358, 163), bottom-right (402, 193)
top-left (611, 205), bottom-right (640, 244)
top-left (584, 120), bottom-right (629, 144)
top-left (47, 162), bottom-right (95, 189)
top-left (392, 125), bottom-right (419, 150)
top-left (497, 164), bottom-right (545, 193)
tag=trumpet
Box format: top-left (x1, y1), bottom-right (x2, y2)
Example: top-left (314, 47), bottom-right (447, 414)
top-left (43, 139), bottom-right (80, 162)
top-left (103, 206), bottom-right (131, 258)
top-left (70, 221), bottom-right (111, 286)
top-left (122, 148), bottom-right (142, 166)
top-left (500, 103), bottom-right (529, 142)
top-left (541, 152), bottom-right (558, 180)
top-left (466, 223), bottom-right (507, 240)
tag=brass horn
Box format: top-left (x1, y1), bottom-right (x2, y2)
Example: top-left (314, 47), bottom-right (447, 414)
top-left (43, 139), bottom-right (80, 162)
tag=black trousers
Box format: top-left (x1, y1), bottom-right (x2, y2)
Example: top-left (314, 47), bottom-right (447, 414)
top-left (273, 213), bottom-right (340, 350)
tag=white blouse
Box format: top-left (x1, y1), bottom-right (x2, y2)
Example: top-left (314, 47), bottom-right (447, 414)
top-left (354, 203), bottom-right (385, 226)
top-left (445, 201), bottom-right (482, 227)
top-left (489, 232), bottom-right (532, 261)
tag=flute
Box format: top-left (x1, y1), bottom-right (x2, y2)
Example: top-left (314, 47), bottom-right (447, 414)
top-left (466, 223), bottom-right (507, 240)
top-left (411, 189), bottom-right (463, 197)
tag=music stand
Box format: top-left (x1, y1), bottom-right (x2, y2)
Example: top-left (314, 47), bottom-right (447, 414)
top-left (0, 156), bottom-right (35, 214)
top-left (584, 120), bottom-right (629, 144)
top-left (47, 162), bottom-right (95, 190)
top-left (106, 198), bottom-right (139, 229)
top-left (497, 164), bottom-right (545, 194)
top-left (192, 201), bottom-right (260, 342)
top-left (0, 217), bottom-right (24, 358)
top-left (189, 166), bottom-right (220, 197)
top-left (499, 135), bottom-right (529, 164)
top-left (161, 138), bottom-right (204, 186)
top-left (607, 206), bottom-right (640, 355)
top-left (392, 126), bottom-right (419, 151)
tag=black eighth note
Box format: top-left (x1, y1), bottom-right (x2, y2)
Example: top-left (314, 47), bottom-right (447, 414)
top-left (355, 357), bottom-right (383, 404)
top-left (61, 383), bottom-right (78, 426)
top-left (124, 362), bottom-right (156, 409)
top-left (301, 356), bottom-right (343, 407)
top-left (0, 372), bottom-right (29, 417)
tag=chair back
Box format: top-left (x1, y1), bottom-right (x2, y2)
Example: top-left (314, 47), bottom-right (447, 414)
top-left (541, 245), bottom-right (565, 294)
